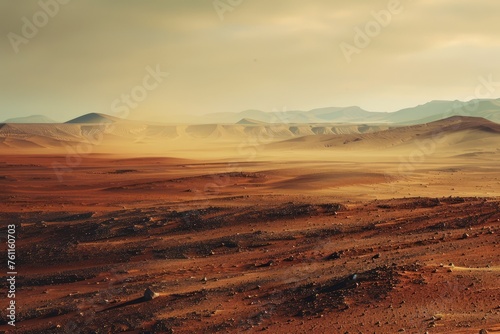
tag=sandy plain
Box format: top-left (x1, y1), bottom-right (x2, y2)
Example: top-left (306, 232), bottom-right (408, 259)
top-left (0, 116), bottom-right (499, 333)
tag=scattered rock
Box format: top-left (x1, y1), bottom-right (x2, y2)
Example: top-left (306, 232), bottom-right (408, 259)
top-left (255, 260), bottom-right (275, 268)
top-left (326, 251), bottom-right (343, 260)
top-left (144, 287), bottom-right (159, 301)
top-left (36, 221), bottom-right (47, 228)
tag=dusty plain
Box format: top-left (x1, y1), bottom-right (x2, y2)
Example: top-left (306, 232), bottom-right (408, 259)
top-left (0, 116), bottom-right (499, 333)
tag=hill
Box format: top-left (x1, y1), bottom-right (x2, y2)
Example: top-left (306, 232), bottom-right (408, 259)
top-left (266, 116), bottom-right (500, 156)
top-left (65, 113), bottom-right (122, 124)
top-left (3, 115), bottom-right (57, 123)
top-left (236, 118), bottom-right (269, 125)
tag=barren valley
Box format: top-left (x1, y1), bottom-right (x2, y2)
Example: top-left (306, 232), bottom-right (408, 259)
top-left (0, 114), bottom-right (499, 333)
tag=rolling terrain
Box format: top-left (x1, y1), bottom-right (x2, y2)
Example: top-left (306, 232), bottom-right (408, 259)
top-left (266, 116), bottom-right (500, 157)
top-left (0, 155), bottom-right (498, 333)
top-left (1, 114), bottom-right (499, 162)
top-left (0, 112), bottom-right (393, 154)
top-left (0, 106), bottom-right (499, 333)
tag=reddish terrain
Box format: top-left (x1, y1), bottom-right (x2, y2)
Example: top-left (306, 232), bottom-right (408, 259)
top-left (0, 155), bottom-right (499, 333)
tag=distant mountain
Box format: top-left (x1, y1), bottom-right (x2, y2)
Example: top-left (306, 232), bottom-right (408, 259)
top-left (3, 115), bottom-right (57, 123)
top-left (385, 100), bottom-right (460, 124)
top-left (199, 99), bottom-right (500, 125)
top-left (65, 113), bottom-right (122, 124)
top-left (402, 99), bottom-right (500, 124)
top-left (307, 106), bottom-right (387, 123)
top-left (3, 98), bottom-right (500, 127)
top-left (236, 118), bottom-right (268, 125)
top-left (200, 110), bottom-right (291, 124)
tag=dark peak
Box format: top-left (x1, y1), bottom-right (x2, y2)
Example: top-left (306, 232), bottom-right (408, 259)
top-left (65, 113), bottom-right (122, 124)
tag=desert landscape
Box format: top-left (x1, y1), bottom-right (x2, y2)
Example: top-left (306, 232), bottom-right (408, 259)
top-left (1, 108), bottom-right (499, 333)
top-left (2, 1), bottom-right (500, 333)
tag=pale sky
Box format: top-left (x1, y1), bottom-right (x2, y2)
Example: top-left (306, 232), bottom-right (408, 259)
top-left (1, 0), bottom-right (500, 122)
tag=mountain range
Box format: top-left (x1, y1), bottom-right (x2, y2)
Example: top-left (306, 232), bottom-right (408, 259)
top-left (2, 98), bottom-right (500, 125)
top-left (3, 115), bottom-right (58, 123)
top-left (197, 99), bottom-right (500, 125)
top-left (1, 98), bottom-right (499, 157)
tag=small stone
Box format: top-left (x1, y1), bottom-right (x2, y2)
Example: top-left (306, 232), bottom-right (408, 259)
top-left (36, 221), bottom-right (48, 228)
top-left (144, 287), bottom-right (159, 300)
top-left (479, 329), bottom-right (488, 334)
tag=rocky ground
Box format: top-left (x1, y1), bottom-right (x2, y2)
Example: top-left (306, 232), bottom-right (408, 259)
top-left (0, 156), bottom-right (499, 333)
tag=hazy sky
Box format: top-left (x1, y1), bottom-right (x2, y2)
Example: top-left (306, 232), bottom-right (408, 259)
top-left (1, 0), bottom-right (500, 122)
